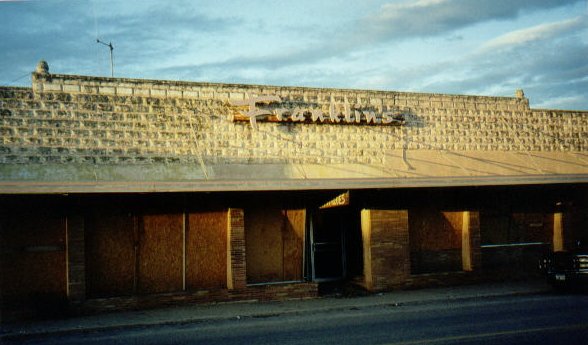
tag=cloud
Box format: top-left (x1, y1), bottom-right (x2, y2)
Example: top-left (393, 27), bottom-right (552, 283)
top-left (96, 4), bottom-right (237, 39)
top-left (0, 2), bottom-right (91, 79)
top-left (480, 15), bottom-right (588, 51)
top-left (0, 0), bottom-right (239, 83)
top-left (533, 93), bottom-right (588, 110)
top-left (362, 0), bottom-right (582, 42)
top-left (1, 0), bottom-right (586, 110)
top-left (159, 0), bottom-right (584, 79)
top-left (93, 7), bottom-right (240, 76)
top-left (388, 16), bottom-right (588, 109)
top-left (152, 9), bottom-right (588, 110)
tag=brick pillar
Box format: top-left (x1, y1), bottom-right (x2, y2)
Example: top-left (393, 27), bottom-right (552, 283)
top-left (469, 211), bottom-right (482, 271)
top-left (553, 212), bottom-right (564, 251)
top-left (66, 215), bottom-right (85, 303)
top-left (227, 208), bottom-right (246, 289)
top-left (461, 211), bottom-right (481, 272)
top-left (361, 209), bottom-right (410, 291)
top-left (461, 211), bottom-right (472, 271)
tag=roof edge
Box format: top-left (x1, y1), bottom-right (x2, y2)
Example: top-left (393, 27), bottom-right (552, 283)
top-left (1, 174), bottom-right (587, 195)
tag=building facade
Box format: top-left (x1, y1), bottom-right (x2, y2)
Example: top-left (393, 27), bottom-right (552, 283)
top-left (1, 61), bottom-right (587, 320)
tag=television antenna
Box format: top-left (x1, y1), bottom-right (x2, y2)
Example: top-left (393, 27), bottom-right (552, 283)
top-left (96, 39), bottom-right (114, 77)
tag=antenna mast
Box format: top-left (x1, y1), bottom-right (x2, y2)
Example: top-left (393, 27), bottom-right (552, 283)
top-left (96, 39), bottom-right (114, 77)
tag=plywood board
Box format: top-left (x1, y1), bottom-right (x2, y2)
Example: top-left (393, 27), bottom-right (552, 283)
top-left (512, 213), bottom-right (552, 243)
top-left (0, 213), bottom-right (66, 304)
top-left (138, 214), bottom-right (183, 294)
top-left (283, 209), bottom-right (305, 281)
top-left (409, 210), bottom-right (461, 251)
top-left (481, 212), bottom-right (552, 245)
top-left (245, 207), bottom-right (284, 283)
top-left (409, 210), bottom-right (462, 274)
top-left (186, 211), bottom-right (227, 290)
top-left (245, 207), bottom-right (306, 284)
top-left (480, 212), bottom-right (511, 244)
top-left (85, 213), bottom-right (135, 297)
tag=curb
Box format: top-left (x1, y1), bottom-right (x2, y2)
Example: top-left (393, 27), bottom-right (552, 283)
top-left (0, 287), bottom-right (552, 342)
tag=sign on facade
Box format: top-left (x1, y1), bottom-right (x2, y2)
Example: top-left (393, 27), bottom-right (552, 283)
top-left (230, 95), bottom-right (407, 128)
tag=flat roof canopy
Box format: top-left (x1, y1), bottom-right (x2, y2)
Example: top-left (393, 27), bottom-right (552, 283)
top-left (1, 174), bottom-right (587, 194)
top-left (1, 150), bottom-right (588, 194)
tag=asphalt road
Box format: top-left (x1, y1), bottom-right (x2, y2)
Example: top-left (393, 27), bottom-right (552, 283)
top-left (8, 293), bottom-right (588, 345)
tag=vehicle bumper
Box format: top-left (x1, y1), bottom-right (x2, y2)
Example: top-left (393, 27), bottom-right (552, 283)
top-left (547, 271), bottom-right (588, 286)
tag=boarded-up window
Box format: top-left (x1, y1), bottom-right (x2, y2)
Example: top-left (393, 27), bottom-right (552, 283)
top-left (85, 213), bottom-right (135, 298)
top-left (481, 212), bottom-right (552, 245)
top-left (86, 208), bottom-right (230, 297)
top-left (409, 210), bottom-right (462, 274)
top-left (138, 214), bottom-right (183, 294)
top-left (480, 212), bottom-right (552, 273)
top-left (186, 211), bottom-right (227, 290)
top-left (0, 212), bottom-right (66, 305)
top-left (282, 210), bottom-right (305, 281)
top-left (245, 207), bottom-right (305, 284)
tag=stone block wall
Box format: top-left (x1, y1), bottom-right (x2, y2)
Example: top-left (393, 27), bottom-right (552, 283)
top-left (1, 71), bottom-right (587, 168)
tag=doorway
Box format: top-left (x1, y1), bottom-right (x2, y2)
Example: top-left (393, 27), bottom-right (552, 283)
top-left (309, 206), bottom-right (363, 282)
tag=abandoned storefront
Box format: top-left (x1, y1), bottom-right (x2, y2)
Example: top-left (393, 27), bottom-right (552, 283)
top-left (1, 62), bottom-right (587, 319)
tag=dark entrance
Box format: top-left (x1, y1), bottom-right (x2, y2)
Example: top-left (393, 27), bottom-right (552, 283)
top-left (310, 208), bottom-right (345, 281)
top-left (309, 205), bottom-right (363, 282)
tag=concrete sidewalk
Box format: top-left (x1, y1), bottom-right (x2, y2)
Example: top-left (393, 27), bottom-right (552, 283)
top-left (0, 280), bottom-right (552, 341)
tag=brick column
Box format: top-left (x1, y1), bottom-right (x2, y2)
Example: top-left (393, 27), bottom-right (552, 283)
top-left (361, 209), bottom-right (410, 291)
top-left (227, 208), bottom-right (246, 289)
top-left (461, 211), bottom-right (472, 271)
top-left (462, 211), bottom-right (481, 271)
top-left (66, 215), bottom-right (85, 303)
top-left (469, 211), bottom-right (482, 271)
top-left (553, 212), bottom-right (564, 251)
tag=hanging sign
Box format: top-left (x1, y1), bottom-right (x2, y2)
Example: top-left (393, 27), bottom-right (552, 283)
top-left (319, 191), bottom-right (350, 209)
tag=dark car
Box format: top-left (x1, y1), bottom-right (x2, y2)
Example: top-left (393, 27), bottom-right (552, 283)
top-left (539, 241), bottom-right (588, 290)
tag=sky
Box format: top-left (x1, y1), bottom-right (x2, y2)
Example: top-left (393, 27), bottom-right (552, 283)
top-left (0, 0), bottom-right (587, 110)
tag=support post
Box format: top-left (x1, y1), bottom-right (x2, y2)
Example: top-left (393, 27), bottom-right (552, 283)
top-left (553, 212), bottom-right (564, 252)
top-left (462, 211), bottom-right (472, 271)
top-left (66, 215), bottom-right (86, 303)
top-left (361, 209), bottom-right (373, 290)
top-left (227, 208), bottom-right (247, 289)
top-left (361, 209), bottom-right (410, 291)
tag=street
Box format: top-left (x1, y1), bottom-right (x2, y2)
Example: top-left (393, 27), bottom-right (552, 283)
top-left (7, 293), bottom-right (588, 345)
